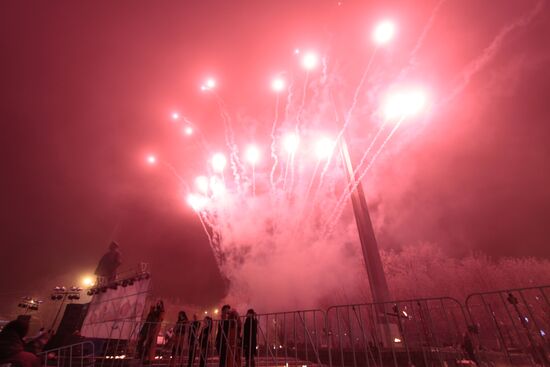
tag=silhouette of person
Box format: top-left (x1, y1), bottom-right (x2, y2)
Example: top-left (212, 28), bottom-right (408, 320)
top-left (94, 241), bottom-right (122, 285)
top-left (242, 309), bottom-right (257, 367)
top-left (0, 319), bottom-right (40, 367)
top-left (188, 314), bottom-right (200, 367)
top-left (199, 316), bottom-right (213, 367)
top-left (216, 305), bottom-right (231, 367)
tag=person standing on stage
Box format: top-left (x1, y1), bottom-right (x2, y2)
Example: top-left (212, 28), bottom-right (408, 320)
top-left (94, 241), bottom-right (122, 285)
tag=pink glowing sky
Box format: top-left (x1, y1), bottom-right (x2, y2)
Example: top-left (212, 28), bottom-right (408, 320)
top-left (1, 0), bottom-right (550, 307)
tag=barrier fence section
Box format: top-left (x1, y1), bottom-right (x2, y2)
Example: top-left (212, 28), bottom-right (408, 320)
top-left (465, 285), bottom-right (550, 366)
top-left (39, 284), bottom-right (550, 367)
top-left (38, 341), bottom-right (95, 367)
top-left (326, 297), bottom-right (469, 367)
top-left (90, 309), bottom-right (326, 367)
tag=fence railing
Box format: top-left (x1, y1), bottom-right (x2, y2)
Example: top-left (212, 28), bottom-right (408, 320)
top-left (38, 341), bottom-right (95, 367)
top-left (39, 284), bottom-right (550, 367)
top-left (326, 297), bottom-right (468, 367)
top-left (466, 285), bottom-right (550, 366)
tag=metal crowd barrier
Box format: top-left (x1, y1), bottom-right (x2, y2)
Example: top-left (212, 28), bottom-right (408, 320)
top-left (91, 309), bottom-right (325, 367)
top-left (40, 284), bottom-right (550, 367)
top-left (326, 297), bottom-right (468, 367)
top-left (38, 341), bottom-right (95, 367)
top-left (465, 285), bottom-right (550, 366)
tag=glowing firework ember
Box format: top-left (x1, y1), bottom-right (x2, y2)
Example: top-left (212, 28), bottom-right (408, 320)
top-left (283, 133), bottom-right (299, 154)
top-left (171, 112), bottom-right (179, 120)
top-left (383, 88), bottom-right (428, 119)
top-left (271, 77), bottom-right (285, 92)
top-left (146, 155), bottom-right (157, 165)
top-left (373, 20), bottom-right (396, 45)
top-left (187, 193), bottom-right (208, 211)
top-left (211, 153), bottom-right (227, 172)
top-left (245, 145), bottom-right (260, 164)
top-left (149, 17), bottom-right (435, 311)
top-left (183, 125), bottom-right (193, 135)
top-left (301, 52), bottom-right (319, 70)
top-left (195, 175), bottom-right (209, 194)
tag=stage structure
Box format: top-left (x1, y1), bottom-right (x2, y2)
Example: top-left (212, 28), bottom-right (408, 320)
top-left (80, 263), bottom-right (152, 340)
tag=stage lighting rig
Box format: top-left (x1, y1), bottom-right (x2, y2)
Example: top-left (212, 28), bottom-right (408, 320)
top-left (17, 297), bottom-right (42, 313)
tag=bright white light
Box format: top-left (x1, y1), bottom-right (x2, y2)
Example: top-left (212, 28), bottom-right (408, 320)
top-left (294, 48), bottom-right (300, 54)
top-left (210, 176), bottom-right (226, 196)
top-left (82, 277), bottom-right (94, 287)
top-left (171, 112), bottom-right (179, 120)
top-left (393, 337), bottom-right (402, 343)
top-left (206, 78), bottom-right (216, 88)
top-left (146, 155), bottom-right (157, 165)
top-left (383, 88), bottom-right (427, 119)
top-left (283, 133), bottom-right (300, 154)
top-left (183, 125), bottom-right (194, 136)
top-left (187, 194), bottom-right (208, 211)
top-left (315, 137), bottom-right (335, 159)
top-left (195, 176), bottom-right (209, 194)
top-left (301, 52), bottom-right (318, 70)
top-left (373, 20), bottom-right (395, 45)
top-left (211, 153), bottom-right (227, 172)
top-left (245, 145), bottom-right (261, 164)
top-left (200, 78), bottom-right (216, 91)
top-left (271, 78), bottom-right (285, 92)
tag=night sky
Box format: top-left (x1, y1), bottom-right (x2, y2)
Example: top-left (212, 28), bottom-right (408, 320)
top-left (1, 0), bottom-right (550, 308)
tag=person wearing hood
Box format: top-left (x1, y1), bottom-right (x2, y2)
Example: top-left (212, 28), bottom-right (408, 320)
top-left (94, 241), bottom-right (122, 285)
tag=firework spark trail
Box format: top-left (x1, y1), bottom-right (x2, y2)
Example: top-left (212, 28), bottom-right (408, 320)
top-left (444, 0), bottom-right (544, 105)
top-left (284, 77), bottom-right (295, 125)
top-left (321, 55), bottom-right (328, 84)
top-left (317, 49), bottom-right (378, 188)
top-left (352, 120), bottom-right (389, 176)
top-left (251, 165), bottom-right (256, 196)
top-left (182, 116), bottom-right (212, 153)
top-left (160, 161), bottom-right (189, 190)
top-left (199, 212), bottom-right (225, 265)
top-left (408, 0), bottom-right (448, 64)
top-left (326, 116), bottom-right (402, 227)
top-left (269, 94), bottom-right (281, 190)
top-left (296, 72), bottom-right (310, 129)
top-left (304, 160), bottom-right (322, 203)
top-left (289, 151), bottom-right (297, 192)
top-left (323, 117), bottom-right (405, 237)
top-left (282, 152), bottom-right (291, 191)
top-left (214, 94), bottom-right (244, 191)
top-left (197, 211), bottom-right (215, 253)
